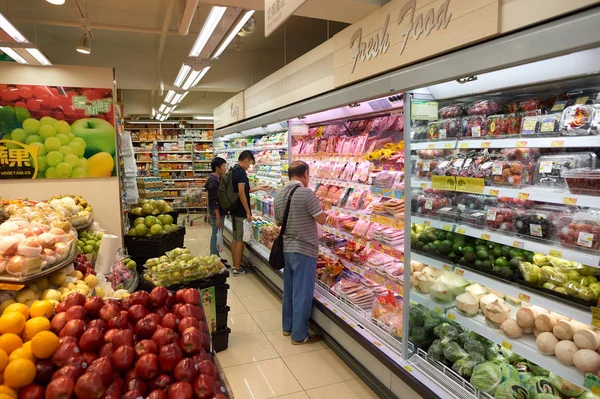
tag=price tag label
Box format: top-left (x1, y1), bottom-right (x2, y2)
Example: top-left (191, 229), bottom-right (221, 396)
top-left (551, 139), bottom-right (564, 148)
top-left (489, 189), bottom-right (499, 196)
top-left (0, 283), bottom-right (24, 291)
top-left (25, 257), bottom-right (43, 275)
top-left (539, 161), bottom-right (553, 174)
top-left (442, 224), bottom-right (451, 231)
top-left (459, 142), bottom-right (469, 149)
top-left (471, 126), bottom-right (481, 137)
top-left (373, 341), bottom-right (382, 347)
top-left (518, 192), bottom-right (530, 200)
top-left (420, 183), bottom-right (427, 189)
top-left (349, 323), bottom-right (356, 328)
top-left (501, 341), bottom-right (513, 351)
top-left (427, 143), bottom-right (435, 149)
top-left (422, 161), bottom-right (430, 172)
top-left (434, 307), bottom-right (442, 314)
top-left (578, 232), bottom-right (595, 248)
top-left (444, 142), bottom-right (454, 149)
top-left (563, 197), bottom-right (577, 205)
top-left (481, 141), bottom-right (491, 148)
top-left (439, 129), bottom-right (447, 139)
top-left (487, 208), bottom-right (498, 221)
top-left (447, 313), bottom-right (456, 321)
top-left (443, 264), bottom-right (451, 271)
top-left (516, 141), bottom-right (527, 148)
top-left (457, 227), bottom-right (465, 234)
top-left (530, 223), bottom-right (543, 237)
top-left (403, 365), bottom-right (414, 373)
top-left (481, 233), bottom-right (491, 240)
top-left (492, 163), bottom-right (503, 175)
top-left (332, 309), bottom-right (338, 314)
top-left (455, 269), bottom-right (464, 276)
top-left (432, 175), bottom-right (455, 190)
top-left (549, 249), bottom-right (563, 258)
top-left (513, 241), bottom-right (524, 249)
top-left (576, 96), bottom-right (590, 104)
top-left (518, 293), bottom-right (530, 302)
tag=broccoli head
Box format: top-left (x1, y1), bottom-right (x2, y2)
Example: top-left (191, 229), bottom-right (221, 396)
top-left (485, 345), bottom-right (504, 362)
top-left (423, 311), bottom-right (442, 334)
top-left (409, 305), bottom-right (425, 328)
top-left (464, 340), bottom-right (486, 356)
top-left (434, 323), bottom-right (459, 347)
top-left (427, 339), bottom-right (444, 362)
top-left (451, 353), bottom-right (485, 379)
top-left (409, 326), bottom-right (427, 344)
top-left (443, 341), bottom-right (469, 363)
top-left (458, 331), bottom-right (479, 347)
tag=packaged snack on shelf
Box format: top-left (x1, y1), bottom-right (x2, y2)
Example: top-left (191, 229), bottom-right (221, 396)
top-left (560, 104), bottom-right (594, 135)
top-left (563, 168), bottom-right (600, 196)
top-left (535, 152), bottom-right (596, 188)
top-left (520, 115), bottom-right (540, 136)
top-left (445, 156), bottom-right (467, 176)
top-left (461, 115), bottom-right (487, 138)
top-left (466, 99), bottom-right (503, 116)
top-left (488, 159), bottom-right (534, 186)
top-left (556, 211), bottom-right (600, 251)
top-left (513, 207), bottom-right (562, 240)
top-left (439, 104), bottom-right (464, 118)
top-left (486, 206), bottom-right (514, 231)
top-left (537, 113), bottom-right (562, 135)
top-left (417, 193), bottom-right (452, 217)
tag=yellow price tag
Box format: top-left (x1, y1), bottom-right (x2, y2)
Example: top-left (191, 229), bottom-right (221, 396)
top-left (513, 241), bottom-right (524, 249)
top-left (423, 221), bottom-right (431, 227)
top-left (340, 316), bottom-right (346, 321)
top-left (549, 249), bottom-right (563, 258)
top-left (455, 269), bottom-right (464, 276)
top-left (373, 341), bottom-right (382, 347)
top-left (482, 233), bottom-right (491, 240)
top-left (481, 141), bottom-right (491, 148)
top-left (434, 307), bottom-right (442, 314)
top-left (333, 309), bottom-right (338, 314)
top-left (518, 192), bottom-right (530, 200)
top-left (448, 313), bottom-right (456, 321)
top-left (502, 341), bottom-right (513, 351)
top-left (403, 365), bottom-right (414, 373)
top-left (489, 189), bottom-right (499, 196)
top-left (427, 143), bottom-right (435, 149)
top-left (420, 183), bottom-right (427, 189)
top-left (457, 227), bottom-right (465, 234)
top-left (349, 323), bottom-right (356, 328)
top-left (444, 142), bottom-right (453, 148)
top-left (516, 141), bottom-right (527, 148)
top-left (443, 264), bottom-right (451, 271)
top-left (551, 140), bottom-right (564, 148)
top-left (563, 197), bottom-right (577, 205)
top-left (442, 224), bottom-right (451, 231)
top-left (518, 293), bottom-right (530, 302)
top-left (459, 142), bottom-right (469, 149)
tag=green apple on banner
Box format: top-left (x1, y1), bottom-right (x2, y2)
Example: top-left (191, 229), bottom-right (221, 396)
top-left (71, 118), bottom-right (116, 157)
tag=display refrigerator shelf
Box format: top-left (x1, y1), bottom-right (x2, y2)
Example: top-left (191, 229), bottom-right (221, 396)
top-left (315, 178), bottom-right (372, 192)
top-left (411, 252), bottom-right (454, 272)
top-left (322, 225), bottom-right (354, 241)
top-left (0, 243), bottom-right (78, 284)
top-left (411, 179), bottom-right (600, 208)
top-left (216, 145), bottom-right (287, 152)
top-left (411, 215), bottom-right (454, 232)
top-left (410, 136), bottom-right (600, 150)
top-left (195, 150), bottom-right (214, 153)
top-left (136, 160), bottom-right (151, 163)
top-left (134, 151), bottom-right (152, 153)
top-left (410, 290), bottom-right (454, 316)
top-left (165, 178), bottom-right (196, 181)
top-left (447, 309), bottom-right (588, 393)
top-left (411, 140), bottom-right (457, 150)
top-left (329, 206), bottom-right (370, 220)
top-left (194, 169), bottom-right (211, 172)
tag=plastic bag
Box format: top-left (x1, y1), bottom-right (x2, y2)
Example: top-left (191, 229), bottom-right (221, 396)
top-left (217, 228), bottom-right (224, 253)
top-left (243, 220), bottom-right (253, 243)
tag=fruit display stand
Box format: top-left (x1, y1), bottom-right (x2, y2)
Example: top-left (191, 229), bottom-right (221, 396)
top-left (124, 226), bottom-right (186, 268)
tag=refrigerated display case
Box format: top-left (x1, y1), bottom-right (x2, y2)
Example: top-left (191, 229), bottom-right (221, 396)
top-left (214, 9), bottom-right (600, 399)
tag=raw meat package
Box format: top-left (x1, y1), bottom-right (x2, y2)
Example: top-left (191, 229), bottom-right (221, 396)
top-left (439, 104), bottom-right (464, 118)
top-left (556, 211), bottom-right (600, 252)
top-left (352, 162), bottom-right (371, 183)
top-left (415, 159), bottom-right (437, 179)
top-left (560, 104), bottom-right (595, 135)
top-left (461, 115), bottom-right (487, 138)
top-left (352, 219), bottom-right (372, 238)
top-left (372, 171), bottom-right (398, 189)
top-left (466, 99), bottom-right (503, 116)
top-left (535, 152), bottom-right (596, 188)
top-left (486, 206), bottom-right (514, 231)
top-left (345, 190), bottom-right (367, 210)
top-left (488, 159), bottom-right (534, 186)
top-left (563, 168), bottom-right (600, 196)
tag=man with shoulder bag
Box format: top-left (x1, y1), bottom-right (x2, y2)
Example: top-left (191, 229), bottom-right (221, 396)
top-left (273, 161), bottom-right (327, 345)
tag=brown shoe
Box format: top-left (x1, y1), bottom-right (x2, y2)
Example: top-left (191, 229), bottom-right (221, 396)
top-left (292, 334), bottom-right (322, 345)
top-left (283, 331), bottom-right (291, 336)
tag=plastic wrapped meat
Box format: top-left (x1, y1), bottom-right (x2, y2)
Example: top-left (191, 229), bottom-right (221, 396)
top-left (360, 191), bottom-right (374, 211)
top-left (382, 114), bottom-right (401, 131)
top-left (339, 162), bottom-right (356, 181)
top-left (352, 162), bottom-right (372, 183)
top-left (331, 162), bottom-right (346, 180)
top-left (351, 219), bottom-right (372, 238)
top-left (345, 190), bottom-right (367, 210)
top-left (372, 171), bottom-right (397, 188)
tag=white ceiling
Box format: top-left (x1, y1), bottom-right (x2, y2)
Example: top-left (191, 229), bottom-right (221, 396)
top-left (0, 0), bottom-right (380, 117)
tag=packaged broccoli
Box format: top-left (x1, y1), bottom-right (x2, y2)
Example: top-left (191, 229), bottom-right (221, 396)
top-left (427, 340), bottom-right (444, 362)
top-left (452, 354), bottom-right (483, 379)
top-left (443, 341), bottom-right (469, 363)
top-left (493, 381), bottom-right (529, 399)
top-left (458, 331), bottom-right (479, 347)
top-left (464, 340), bottom-right (486, 356)
top-left (470, 362), bottom-right (503, 394)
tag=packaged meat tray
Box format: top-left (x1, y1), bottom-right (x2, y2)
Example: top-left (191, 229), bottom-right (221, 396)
top-left (556, 211), bottom-right (600, 252)
top-left (461, 115), bottom-right (487, 138)
top-left (514, 208), bottom-right (561, 241)
top-left (561, 105), bottom-right (595, 135)
top-left (466, 99), bottom-right (503, 116)
top-left (488, 160), bottom-right (534, 186)
top-left (439, 104), bottom-right (464, 118)
top-left (428, 118), bottom-right (461, 140)
top-left (535, 153), bottom-right (596, 188)
top-left (563, 168), bottom-right (600, 196)
top-left (486, 207), bottom-right (514, 231)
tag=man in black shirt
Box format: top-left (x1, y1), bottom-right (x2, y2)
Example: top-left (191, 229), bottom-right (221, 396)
top-left (205, 157), bottom-right (227, 258)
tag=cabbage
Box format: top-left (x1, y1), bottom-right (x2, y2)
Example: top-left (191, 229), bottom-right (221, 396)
top-left (577, 392), bottom-right (600, 399)
top-left (429, 273), bottom-right (470, 302)
top-left (547, 372), bottom-right (585, 396)
top-left (499, 364), bottom-right (521, 383)
top-left (493, 381), bottom-right (529, 399)
top-left (525, 376), bottom-right (558, 398)
top-left (471, 362), bottom-right (503, 394)
top-left (527, 362), bottom-right (550, 377)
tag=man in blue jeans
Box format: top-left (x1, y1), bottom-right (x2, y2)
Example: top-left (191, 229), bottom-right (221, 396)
top-left (274, 161), bottom-right (327, 345)
top-left (205, 157), bottom-right (227, 259)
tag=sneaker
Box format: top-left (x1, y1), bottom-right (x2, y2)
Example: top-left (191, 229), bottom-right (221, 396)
top-left (232, 267), bottom-right (252, 276)
top-left (283, 331), bottom-right (291, 336)
top-left (292, 334), bottom-right (322, 345)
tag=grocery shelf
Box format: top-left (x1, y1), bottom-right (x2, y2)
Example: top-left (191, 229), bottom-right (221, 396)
top-left (411, 141), bottom-right (457, 150)
top-left (134, 151), bottom-right (152, 153)
top-left (411, 136), bottom-right (600, 150)
top-left (315, 178), bottom-right (372, 192)
top-left (411, 252), bottom-right (453, 273)
top-left (322, 224), bottom-right (354, 241)
top-left (195, 150), bottom-right (214, 153)
top-left (159, 169), bottom-right (193, 172)
top-left (194, 169), bottom-right (211, 172)
top-left (158, 151), bottom-right (191, 154)
top-left (159, 160), bottom-right (193, 162)
top-left (410, 290), bottom-right (454, 315)
top-left (215, 145), bottom-right (287, 152)
top-left (330, 206), bottom-right (370, 220)
top-left (411, 215), bottom-right (454, 232)
top-left (447, 309), bottom-right (587, 392)
top-left (135, 160), bottom-right (151, 163)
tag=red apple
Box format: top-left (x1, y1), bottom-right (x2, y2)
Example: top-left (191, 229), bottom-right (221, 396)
top-left (213, 394), bottom-right (227, 399)
top-left (175, 289), bottom-right (186, 303)
top-left (81, 352), bottom-right (97, 366)
top-left (45, 377), bottom-right (75, 399)
top-left (112, 329), bottom-right (134, 348)
top-left (105, 299), bottom-right (120, 307)
top-left (135, 317), bottom-right (157, 338)
top-left (51, 312), bottom-right (67, 333)
top-left (65, 305), bottom-right (86, 322)
top-left (99, 342), bottom-right (114, 359)
top-left (59, 319), bottom-right (86, 339)
top-left (128, 304), bottom-right (149, 323)
top-left (99, 303), bottom-right (120, 322)
top-left (136, 353), bottom-right (159, 380)
top-left (34, 360), bottom-right (54, 385)
top-left (145, 313), bottom-right (162, 326)
top-left (135, 339), bottom-right (158, 358)
top-left (64, 292), bottom-right (86, 309)
top-left (197, 359), bottom-right (216, 380)
top-left (120, 297), bottom-right (132, 311)
top-left (87, 357), bottom-right (113, 386)
top-left (113, 345), bottom-right (135, 371)
top-left (172, 304), bottom-right (182, 316)
top-left (87, 318), bottom-right (108, 333)
top-left (126, 378), bottom-right (148, 396)
top-left (161, 313), bottom-right (179, 330)
top-left (66, 356), bottom-right (89, 375)
top-left (154, 305), bottom-right (169, 318)
top-left (55, 301), bottom-right (67, 314)
top-left (105, 378), bottom-right (125, 398)
top-left (122, 391), bottom-right (145, 399)
top-left (167, 382), bottom-right (193, 399)
top-left (180, 327), bottom-right (202, 355)
top-left (59, 336), bottom-right (78, 346)
top-left (158, 343), bottom-right (182, 372)
top-left (84, 296), bottom-right (105, 317)
top-left (52, 342), bottom-right (81, 367)
top-left (148, 390), bottom-right (168, 399)
top-left (174, 358), bottom-right (198, 382)
top-left (79, 328), bottom-right (104, 352)
top-left (178, 317), bottom-right (200, 334)
top-left (182, 288), bottom-right (201, 305)
top-left (150, 374), bottom-right (172, 391)
top-left (52, 365), bottom-right (81, 381)
top-left (108, 314), bottom-right (129, 330)
top-left (201, 333), bottom-right (210, 352)
top-left (130, 291), bottom-right (150, 307)
top-left (176, 304), bottom-right (202, 320)
top-left (104, 328), bottom-right (118, 343)
top-left (152, 326), bottom-right (177, 347)
top-left (18, 383), bottom-right (44, 399)
top-left (150, 287), bottom-right (169, 307)
top-left (75, 373), bottom-right (105, 399)
top-left (193, 374), bottom-right (215, 399)
top-left (125, 369), bottom-right (137, 384)
top-left (165, 291), bottom-right (176, 308)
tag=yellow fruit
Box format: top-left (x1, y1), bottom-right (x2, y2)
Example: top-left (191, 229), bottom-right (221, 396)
top-left (70, 270), bottom-right (83, 280)
top-left (0, 312), bottom-right (25, 335)
top-left (87, 152), bottom-right (115, 177)
top-left (35, 278), bottom-right (50, 292)
top-left (57, 287), bottom-right (68, 295)
top-left (0, 300), bottom-right (15, 315)
top-left (95, 287), bottom-right (105, 298)
top-left (0, 386), bottom-right (16, 399)
top-left (0, 394), bottom-right (13, 399)
top-left (30, 331), bottom-right (59, 359)
top-left (40, 289), bottom-right (61, 302)
top-left (8, 346), bottom-right (33, 362)
top-left (3, 358), bottom-right (35, 388)
top-left (48, 272), bottom-right (66, 286)
top-left (24, 317), bottom-right (50, 340)
top-left (14, 289), bottom-right (36, 304)
top-left (0, 335), bottom-right (21, 355)
top-left (2, 303), bottom-right (28, 319)
top-left (0, 349), bottom-right (7, 373)
top-left (29, 300), bottom-right (54, 319)
top-left (84, 275), bottom-right (98, 288)
top-left (23, 299), bottom-right (35, 309)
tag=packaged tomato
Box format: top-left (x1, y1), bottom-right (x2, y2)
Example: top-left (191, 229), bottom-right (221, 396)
top-left (561, 105), bottom-right (594, 135)
top-left (486, 206), bottom-right (514, 231)
top-left (461, 115), bottom-right (487, 138)
top-left (563, 168), bottom-right (600, 196)
top-left (439, 104), bottom-right (464, 118)
top-left (556, 212), bottom-right (600, 251)
top-left (488, 160), bottom-right (534, 186)
top-left (466, 99), bottom-right (503, 116)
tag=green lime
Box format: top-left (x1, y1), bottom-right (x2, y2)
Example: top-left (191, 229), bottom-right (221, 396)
top-left (495, 257), bottom-right (508, 268)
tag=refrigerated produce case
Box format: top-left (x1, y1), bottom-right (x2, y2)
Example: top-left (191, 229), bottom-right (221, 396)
top-left (215, 9), bottom-right (600, 399)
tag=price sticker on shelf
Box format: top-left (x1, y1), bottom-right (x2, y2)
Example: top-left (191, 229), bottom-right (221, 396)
top-left (489, 189), bottom-right (499, 196)
top-left (442, 264), bottom-right (451, 271)
top-left (332, 309), bottom-right (338, 314)
top-left (457, 227), bottom-right (465, 234)
top-left (518, 192), bottom-right (530, 200)
top-left (444, 142), bottom-right (454, 148)
top-left (516, 141), bottom-right (528, 148)
top-left (455, 269), bottom-right (464, 276)
top-left (458, 142), bottom-right (469, 149)
top-left (513, 241), bottom-right (524, 249)
top-left (576, 96), bottom-right (590, 105)
top-left (349, 323), bottom-right (356, 328)
top-left (427, 143), bottom-right (435, 149)
top-left (481, 233), bottom-right (491, 240)
top-left (549, 249), bottom-right (563, 258)
top-left (340, 316), bottom-right (346, 321)
top-left (481, 141), bottom-right (491, 148)
top-left (442, 224), bottom-right (451, 231)
top-left (403, 365), bottom-right (414, 373)
top-left (518, 293), bottom-right (530, 303)
top-left (373, 341), bottom-right (382, 347)
top-left (563, 197), bottom-right (577, 205)
top-left (447, 313), bottom-right (456, 321)
top-left (551, 139), bottom-right (564, 148)
top-left (501, 341), bottom-right (513, 351)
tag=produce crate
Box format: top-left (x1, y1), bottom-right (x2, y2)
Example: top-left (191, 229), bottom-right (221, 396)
top-left (137, 271), bottom-right (230, 293)
top-left (212, 327), bottom-right (231, 352)
top-left (215, 283), bottom-right (229, 309)
top-left (127, 210), bottom-right (180, 226)
top-left (216, 305), bottom-right (230, 331)
top-left (124, 226), bottom-right (186, 264)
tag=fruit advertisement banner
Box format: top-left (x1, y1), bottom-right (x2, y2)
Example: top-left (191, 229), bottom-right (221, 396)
top-left (201, 287), bottom-right (217, 333)
top-left (0, 84), bottom-right (116, 179)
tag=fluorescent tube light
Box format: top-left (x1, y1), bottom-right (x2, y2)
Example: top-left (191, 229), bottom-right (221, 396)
top-left (164, 106), bottom-right (173, 114)
top-left (155, 113), bottom-right (163, 120)
top-left (212, 10), bottom-right (255, 59)
top-left (158, 104), bottom-right (166, 113)
top-left (46, 0), bottom-right (66, 4)
top-left (174, 64), bottom-right (191, 88)
top-left (164, 90), bottom-right (176, 103)
top-left (194, 116), bottom-right (214, 120)
top-left (182, 66), bottom-right (210, 90)
top-left (170, 93), bottom-right (183, 105)
top-left (189, 6), bottom-right (227, 57)
top-left (0, 12), bottom-right (27, 43)
top-left (26, 48), bottom-right (52, 66)
top-left (179, 91), bottom-right (189, 102)
top-left (151, 108), bottom-right (156, 118)
top-left (0, 47), bottom-right (27, 64)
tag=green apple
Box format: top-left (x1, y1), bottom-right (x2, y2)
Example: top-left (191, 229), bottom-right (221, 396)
top-left (71, 118), bottom-right (116, 157)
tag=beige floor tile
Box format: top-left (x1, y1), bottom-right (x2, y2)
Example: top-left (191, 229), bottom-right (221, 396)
top-left (305, 379), bottom-right (379, 399)
top-left (283, 349), bottom-right (357, 390)
top-left (217, 332), bottom-right (280, 368)
top-left (265, 330), bottom-right (327, 357)
top-left (273, 392), bottom-right (310, 399)
top-left (242, 293), bottom-right (282, 313)
top-left (229, 313), bottom-right (262, 338)
top-left (251, 309), bottom-right (282, 332)
top-left (227, 293), bottom-right (248, 315)
top-left (223, 358), bottom-right (303, 399)
top-left (230, 279), bottom-right (271, 297)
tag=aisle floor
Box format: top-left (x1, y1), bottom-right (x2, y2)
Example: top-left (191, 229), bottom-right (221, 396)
top-left (186, 221), bottom-right (380, 399)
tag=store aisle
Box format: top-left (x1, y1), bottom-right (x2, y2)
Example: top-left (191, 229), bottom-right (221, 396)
top-left (187, 221), bottom-right (380, 399)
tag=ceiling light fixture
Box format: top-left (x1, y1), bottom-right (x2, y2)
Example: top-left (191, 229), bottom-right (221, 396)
top-left (179, 91), bottom-right (189, 102)
top-left (164, 106), bottom-right (173, 114)
top-left (182, 66), bottom-right (210, 90)
top-left (170, 93), bottom-right (183, 105)
top-left (0, 47), bottom-right (27, 64)
top-left (0, 12), bottom-right (27, 43)
top-left (151, 108), bottom-right (156, 118)
top-left (189, 6), bottom-right (227, 57)
top-left (212, 10), bottom-right (255, 59)
top-left (76, 32), bottom-right (91, 54)
top-left (158, 104), bottom-right (166, 113)
top-left (46, 0), bottom-right (66, 4)
top-left (194, 116), bottom-right (214, 120)
top-left (155, 113), bottom-right (163, 120)
top-left (164, 90), bottom-right (176, 103)
top-left (174, 64), bottom-right (192, 88)
top-left (25, 48), bottom-right (52, 66)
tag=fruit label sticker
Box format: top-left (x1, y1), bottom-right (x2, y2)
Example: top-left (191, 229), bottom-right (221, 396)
top-left (487, 208), bottom-right (498, 221)
top-left (422, 161), bottom-right (430, 172)
top-left (501, 341), bottom-right (513, 351)
top-left (0, 140), bottom-right (40, 179)
top-left (539, 161), bottom-right (553, 174)
top-left (471, 126), bottom-right (481, 137)
top-left (439, 129), bottom-right (446, 139)
top-left (530, 224), bottom-right (543, 237)
top-left (444, 142), bottom-right (453, 148)
top-left (578, 232), bottom-right (595, 248)
top-left (492, 163), bottom-right (503, 175)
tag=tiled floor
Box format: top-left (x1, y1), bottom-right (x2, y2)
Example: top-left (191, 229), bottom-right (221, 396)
top-left (187, 221), bottom-right (379, 399)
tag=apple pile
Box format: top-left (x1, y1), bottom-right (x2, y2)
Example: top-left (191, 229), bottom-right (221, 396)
top-left (27, 288), bottom-right (226, 399)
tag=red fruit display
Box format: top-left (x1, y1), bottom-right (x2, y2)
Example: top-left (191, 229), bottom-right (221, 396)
top-left (120, 297), bottom-right (132, 311)
top-left (178, 316), bottom-right (200, 334)
top-left (150, 374), bottom-right (172, 390)
top-left (99, 342), bottom-right (115, 359)
top-left (74, 373), bottom-right (105, 399)
top-left (159, 343), bottom-right (183, 372)
top-left (18, 383), bottom-right (45, 399)
top-left (150, 287), bottom-right (169, 307)
top-left (45, 377), bottom-right (75, 399)
top-left (176, 304), bottom-right (202, 320)
top-left (105, 378), bottom-right (125, 397)
top-left (174, 358), bottom-right (198, 382)
top-left (113, 345), bottom-right (136, 371)
top-left (87, 356), bottom-right (114, 385)
top-left (161, 313), bottom-right (179, 330)
top-left (148, 390), bottom-right (168, 399)
top-left (126, 378), bottom-right (148, 396)
top-left (55, 302), bottom-right (67, 314)
top-left (153, 326), bottom-right (178, 347)
top-left (59, 336), bottom-right (78, 346)
top-left (181, 327), bottom-right (202, 355)
top-left (64, 292), bottom-right (86, 309)
top-left (87, 318), bottom-right (108, 333)
top-left (168, 382), bottom-right (193, 399)
top-left (135, 339), bottom-right (158, 357)
top-left (59, 319), bottom-right (86, 338)
top-left (65, 305), bottom-right (86, 321)
top-left (135, 317), bottom-right (157, 338)
top-left (145, 313), bottom-right (162, 326)
top-left (197, 359), bottom-right (216, 379)
top-left (176, 289), bottom-right (186, 303)
top-left (84, 296), bottom-right (105, 317)
top-left (136, 353), bottom-right (159, 380)
top-left (130, 291), bottom-right (150, 307)
top-left (52, 365), bottom-right (82, 381)
top-left (50, 312), bottom-right (67, 333)
top-left (99, 303), bottom-right (120, 322)
top-left (34, 360), bottom-right (54, 385)
top-left (81, 352), bottom-right (98, 366)
top-left (108, 313), bottom-right (129, 330)
top-left (66, 356), bottom-right (89, 375)
top-left (79, 328), bottom-right (104, 352)
top-left (112, 329), bottom-right (134, 348)
top-left (193, 374), bottom-right (215, 399)
top-left (128, 304), bottom-right (149, 323)
top-left (52, 342), bottom-right (81, 367)
top-left (182, 288), bottom-right (201, 305)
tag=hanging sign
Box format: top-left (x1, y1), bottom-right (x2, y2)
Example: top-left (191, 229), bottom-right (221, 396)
top-left (265, 0), bottom-right (308, 37)
top-left (290, 124), bottom-right (309, 136)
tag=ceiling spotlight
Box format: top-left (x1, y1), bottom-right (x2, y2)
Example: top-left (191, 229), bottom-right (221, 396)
top-left (76, 32), bottom-right (91, 54)
top-left (46, 0), bottom-right (66, 4)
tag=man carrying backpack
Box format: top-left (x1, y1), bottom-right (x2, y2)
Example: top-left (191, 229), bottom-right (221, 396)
top-left (218, 150), bottom-right (269, 275)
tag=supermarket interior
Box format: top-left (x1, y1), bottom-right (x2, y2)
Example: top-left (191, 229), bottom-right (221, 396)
top-left (1, 1), bottom-right (600, 399)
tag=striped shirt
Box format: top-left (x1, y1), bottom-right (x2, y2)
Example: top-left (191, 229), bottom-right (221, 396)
top-left (274, 180), bottom-right (323, 259)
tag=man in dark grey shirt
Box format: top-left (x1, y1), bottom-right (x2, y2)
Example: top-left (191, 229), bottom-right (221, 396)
top-left (274, 161), bottom-right (327, 345)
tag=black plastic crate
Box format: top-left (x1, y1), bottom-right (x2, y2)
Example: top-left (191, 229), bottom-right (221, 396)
top-left (128, 210), bottom-right (180, 226)
top-left (216, 305), bottom-right (230, 331)
top-left (136, 271), bottom-right (230, 293)
top-left (215, 283), bottom-right (229, 309)
top-left (212, 327), bottom-right (231, 353)
top-left (124, 226), bottom-right (186, 263)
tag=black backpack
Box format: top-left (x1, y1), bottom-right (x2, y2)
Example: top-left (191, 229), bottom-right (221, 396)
top-left (218, 166), bottom-right (240, 212)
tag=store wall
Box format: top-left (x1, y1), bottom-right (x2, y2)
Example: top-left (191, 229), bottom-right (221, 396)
top-left (0, 62), bottom-right (123, 239)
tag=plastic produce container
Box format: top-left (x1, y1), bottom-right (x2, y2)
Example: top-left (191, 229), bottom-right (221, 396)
top-left (561, 105), bottom-right (595, 135)
top-left (461, 115), bottom-right (487, 138)
top-left (513, 208), bottom-right (559, 241)
top-left (466, 99), bottom-right (502, 116)
top-left (486, 114), bottom-right (520, 137)
top-left (486, 207), bottom-right (514, 231)
top-left (537, 114), bottom-right (562, 136)
top-left (564, 168), bottom-right (600, 196)
top-left (488, 160), bottom-right (534, 186)
top-left (416, 193), bottom-right (453, 217)
top-left (556, 212), bottom-right (600, 252)
top-left (439, 104), bottom-right (464, 118)
top-left (459, 210), bottom-right (488, 227)
top-left (535, 153), bottom-right (596, 188)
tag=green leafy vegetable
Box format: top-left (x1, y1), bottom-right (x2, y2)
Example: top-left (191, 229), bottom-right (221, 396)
top-left (470, 362), bottom-right (503, 394)
top-left (464, 340), bottom-right (485, 356)
top-left (427, 340), bottom-right (444, 362)
top-left (443, 342), bottom-right (468, 363)
top-left (493, 381), bottom-right (529, 399)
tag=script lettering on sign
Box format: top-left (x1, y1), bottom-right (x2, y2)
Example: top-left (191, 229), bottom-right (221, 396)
top-left (350, 14), bottom-right (391, 73)
top-left (230, 102), bottom-right (240, 120)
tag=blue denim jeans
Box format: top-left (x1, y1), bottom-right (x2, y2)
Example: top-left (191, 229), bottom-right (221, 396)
top-left (282, 252), bottom-right (317, 341)
top-left (209, 216), bottom-right (219, 256)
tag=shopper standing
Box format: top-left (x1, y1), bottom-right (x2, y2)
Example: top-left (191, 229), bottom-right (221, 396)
top-left (205, 157), bottom-right (227, 258)
top-left (274, 161), bottom-right (326, 344)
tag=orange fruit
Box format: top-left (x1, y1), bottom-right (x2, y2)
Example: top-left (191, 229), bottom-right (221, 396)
top-left (23, 317), bottom-right (50, 340)
top-left (3, 358), bottom-right (35, 388)
top-left (0, 312), bottom-right (25, 335)
top-left (7, 346), bottom-right (33, 363)
top-left (0, 334), bottom-right (21, 355)
top-left (29, 300), bottom-right (53, 319)
top-left (0, 395), bottom-right (13, 399)
top-left (30, 331), bottom-right (59, 360)
top-left (2, 304), bottom-right (28, 319)
top-left (0, 386), bottom-right (16, 399)
top-left (0, 349), bottom-right (7, 373)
